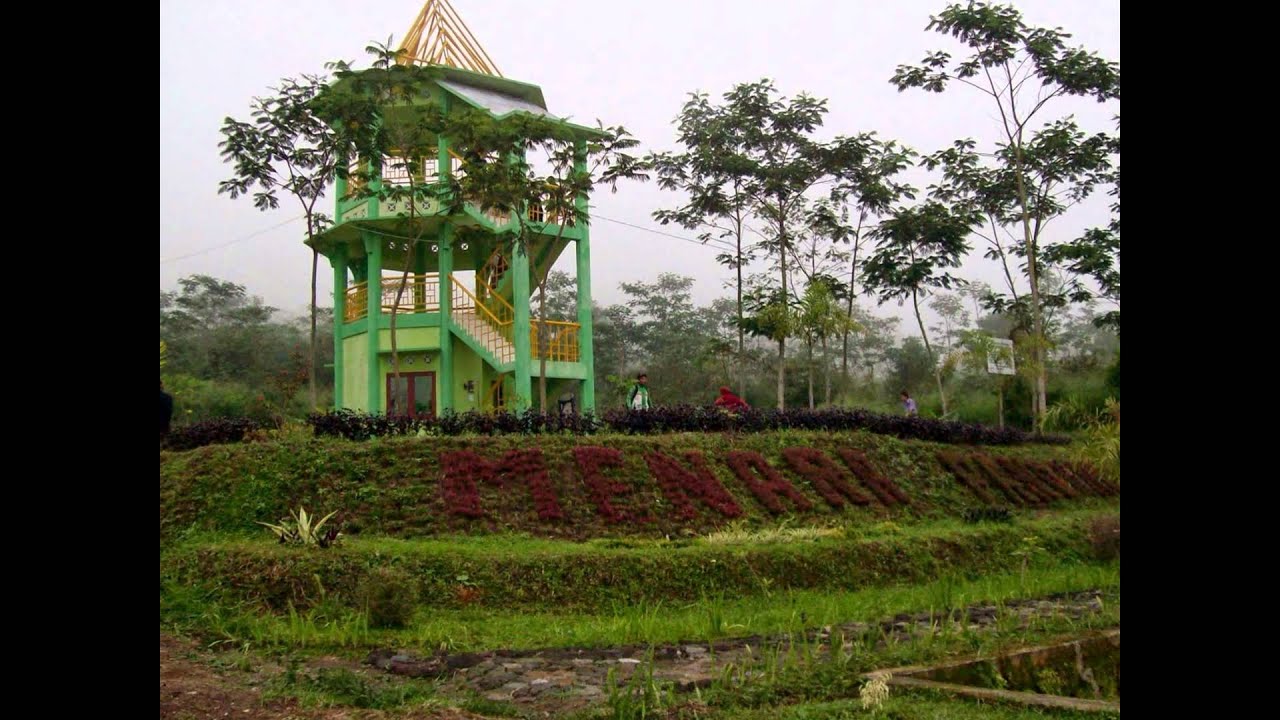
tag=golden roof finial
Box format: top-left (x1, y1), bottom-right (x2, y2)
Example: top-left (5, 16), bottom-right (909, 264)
top-left (396, 0), bottom-right (502, 77)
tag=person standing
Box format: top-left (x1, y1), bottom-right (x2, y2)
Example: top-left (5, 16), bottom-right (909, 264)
top-left (900, 389), bottom-right (918, 417)
top-left (627, 373), bottom-right (651, 410)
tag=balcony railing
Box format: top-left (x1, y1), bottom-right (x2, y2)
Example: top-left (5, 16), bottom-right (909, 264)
top-left (531, 320), bottom-right (580, 363)
top-left (342, 272), bottom-right (581, 363)
top-left (344, 274), bottom-right (441, 321)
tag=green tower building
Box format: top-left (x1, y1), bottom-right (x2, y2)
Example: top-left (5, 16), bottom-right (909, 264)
top-left (309, 0), bottom-right (597, 417)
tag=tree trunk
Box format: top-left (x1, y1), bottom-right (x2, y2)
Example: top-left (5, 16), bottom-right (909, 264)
top-left (1010, 127), bottom-right (1048, 430)
top-left (777, 216), bottom-right (788, 410)
top-left (736, 210), bottom-right (746, 395)
top-left (806, 338), bottom-right (815, 409)
top-left (389, 262), bottom-right (413, 414)
top-left (842, 220), bottom-right (861, 383)
top-left (309, 247), bottom-right (319, 410)
top-left (911, 289), bottom-right (947, 416)
top-left (538, 279), bottom-right (548, 412)
top-left (822, 334), bottom-right (831, 405)
top-left (777, 338), bottom-right (786, 410)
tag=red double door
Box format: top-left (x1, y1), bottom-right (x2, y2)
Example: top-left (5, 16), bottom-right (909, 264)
top-left (387, 371), bottom-right (436, 418)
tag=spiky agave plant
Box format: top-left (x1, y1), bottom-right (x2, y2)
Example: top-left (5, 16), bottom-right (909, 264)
top-left (258, 507), bottom-right (341, 547)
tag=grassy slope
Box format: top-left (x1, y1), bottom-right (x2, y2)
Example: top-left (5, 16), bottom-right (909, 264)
top-left (161, 430), bottom-right (1101, 542)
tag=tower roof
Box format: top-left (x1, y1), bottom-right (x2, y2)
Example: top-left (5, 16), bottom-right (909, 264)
top-left (396, 0), bottom-right (502, 77)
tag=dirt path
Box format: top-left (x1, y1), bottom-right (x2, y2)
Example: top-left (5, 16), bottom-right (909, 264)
top-left (160, 634), bottom-right (486, 720)
top-left (378, 590), bottom-right (1111, 716)
top-left (162, 589), bottom-right (1112, 718)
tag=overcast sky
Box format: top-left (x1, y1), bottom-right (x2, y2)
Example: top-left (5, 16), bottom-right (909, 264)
top-left (160, 0), bottom-right (1119, 331)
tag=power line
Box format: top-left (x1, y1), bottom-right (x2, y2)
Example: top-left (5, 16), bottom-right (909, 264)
top-left (159, 214), bottom-right (306, 264)
top-left (357, 211), bottom-right (745, 255)
top-left (592, 213), bottom-right (741, 254)
top-left (159, 208), bottom-right (746, 266)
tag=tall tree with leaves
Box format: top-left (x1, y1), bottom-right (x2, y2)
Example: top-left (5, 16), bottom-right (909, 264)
top-left (650, 92), bottom-right (757, 390)
top-left (891, 1), bottom-right (1119, 427)
top-left (827, 140), bottom-right (917, 384)
top-left (793, 203), bottom-right (859, 406)
top-left (740, 285), bottom-right (799, 405)
top-left (219, 73), bottom-right (339, 410)
top-left (863, 201), bottom-right (978, 416)
top-left (797, 276), bottom-right (858, 407)
top-left (1044, 117), bottom-right (1120, 332)
top-left (161, 275), bottom-right (281, 384)
top-left (527, 131), bottom-right (647, 410)
top-left (719, 79), bottom-right (881, 408)
top-left (929, 291), bottom-right (970, 355)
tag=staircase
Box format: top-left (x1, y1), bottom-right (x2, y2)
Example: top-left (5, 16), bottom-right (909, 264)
top-left (452, 308), bottom-right (514, 367)
top-left (448, 270), bottom-right (582, 382)
top-left (450, 274), bottom-right (516, 371)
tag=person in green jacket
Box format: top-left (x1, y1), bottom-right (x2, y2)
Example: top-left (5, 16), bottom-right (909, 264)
top-left (627, 373), bottom-right (651, 410)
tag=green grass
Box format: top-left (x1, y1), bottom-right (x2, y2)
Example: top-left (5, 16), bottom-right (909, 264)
top-left (162, 508), bottom-right (1116, 616)
top-left (175, 503), bottom-right (1115, 558)
top-left (698, 607), bottom-right (1120, 712)
top-left (263, 662), bottom-right (445, 711)
top-left (161, 428), bottom-right (1097, 544)
top-left (163, 559), bottom-right (1118, 653)
top-left (551, 599), bottom-right (1120, 720)
top-left (701, 693), bottom-right (1118, 719)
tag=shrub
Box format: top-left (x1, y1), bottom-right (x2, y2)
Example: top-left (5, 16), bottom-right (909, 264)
top-left (305, 406), bottom-right (1069, 446)
top-left (1088, 515), bottom-right (1120, 561)
top-left (961, 507), bottom-right (1014, 524)
top-left (163, 417), bottom-right (262, 451)
top-left (360, 568), bottom-right (418, 629)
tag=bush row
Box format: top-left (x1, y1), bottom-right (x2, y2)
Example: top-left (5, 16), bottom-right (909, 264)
top-left (304, 406), bottom-right (1069, 447)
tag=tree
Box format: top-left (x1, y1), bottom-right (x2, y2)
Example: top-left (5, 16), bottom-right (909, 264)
top-left (797, 277), bottom-right (858, 407)
top-left (929, 291), bottom-right (970, 355)
top-left (160, 275), bottom-right (280, 384)
top-left (532, 271), bottom-right (577, 321)
top-left (593, 303), bottom-right (638, 405)
top-left (719, 80), bottom-right (882, 408)
top-left (618, 273), bottom-right (728, 404)
top-left (891, 1), bottom-right (1120, 428)
top-left (827, 140), bottom-right (917, 384)
top-left (863, 201), bottom-right (978, 416)
top-left (887, 338), bottom-right (936, 399)
top-left (1044, 117), bottom-right (1120, 332)
top-left (219, 73), bottom-right (339, 410)
top-left (848, 306), bottom-right (900, 388)
top-left (319, 42), bottom-right (449, 409)
top-left (955, 329), bottom-right (1018, 427)
top-left (740, 285), bottom-right (799, 408)
top-left (651, 92), bottom-right (757, 391)
top-left (960, 281), bottom-right (992, 324)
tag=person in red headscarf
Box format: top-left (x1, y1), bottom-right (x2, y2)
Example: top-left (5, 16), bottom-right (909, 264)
top-left (714, 386), bottom-right (749, 411)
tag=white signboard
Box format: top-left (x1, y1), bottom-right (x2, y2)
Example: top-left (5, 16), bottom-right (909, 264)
top-left (987, 338), bottom-right (1016, 376)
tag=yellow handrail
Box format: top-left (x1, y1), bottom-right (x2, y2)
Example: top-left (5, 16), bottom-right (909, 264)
top-left (488, 373), bottom-right (507, 411)
top-left (380, 274), bottom-right (439, 313)
top-left (344, 282), bottom-right (369, 321)
top-left (346, 273), bottom-right (581, 364)
top-left (450, 274), bottom-right (515, 364)
top-left (531, 319), bottom-right (581, 362)
top-left (451, 273), bottom-right (511, 329)
top-left (344, 275), bottom-right (441, 322)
